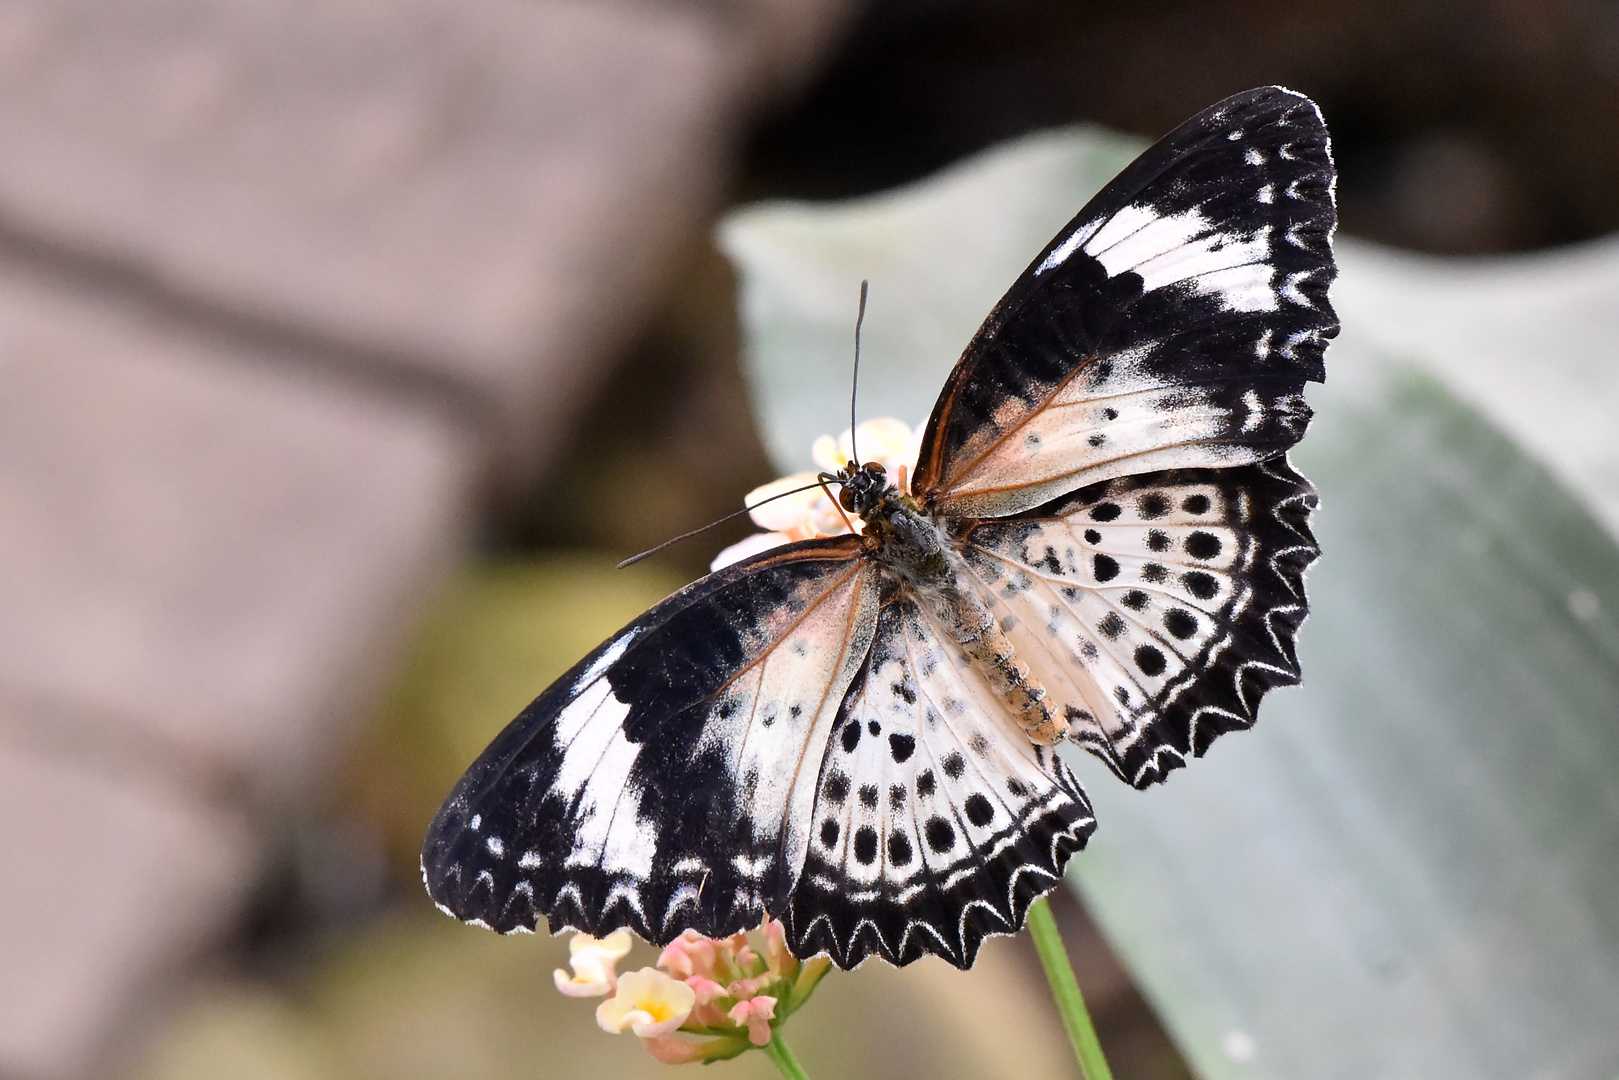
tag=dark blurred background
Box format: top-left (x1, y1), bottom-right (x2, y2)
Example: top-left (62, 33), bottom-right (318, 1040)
top-left (744, 0), bottom-right (1619, 250)
top-left (2, 1), bottom-right (1616, 1078)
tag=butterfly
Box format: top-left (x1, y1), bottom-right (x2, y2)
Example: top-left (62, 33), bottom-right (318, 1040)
top-left (422, 86), bottom-right (1337, 970)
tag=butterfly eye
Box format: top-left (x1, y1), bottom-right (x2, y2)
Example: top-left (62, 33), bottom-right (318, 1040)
top-left (838, 486), bottom-right (857, 512)
top-left (864, 461), bottom-right (887, 479)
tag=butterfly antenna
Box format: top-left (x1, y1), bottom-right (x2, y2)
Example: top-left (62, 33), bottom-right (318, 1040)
top-left (848, 279), bottom-right (869, 467)
top-left (617, 478), bottom-right (839, 568)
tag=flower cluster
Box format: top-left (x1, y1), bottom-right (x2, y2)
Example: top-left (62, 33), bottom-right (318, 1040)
top-left (712, 418), bottom-right (922, 571)
top-left (554, 919), bottom-right (832, 1064)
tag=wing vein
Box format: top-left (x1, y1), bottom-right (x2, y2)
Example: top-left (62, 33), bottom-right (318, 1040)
top-left (930, 353), bottom-right (1099, 499)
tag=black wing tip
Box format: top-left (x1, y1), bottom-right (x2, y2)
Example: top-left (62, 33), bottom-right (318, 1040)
top-left (1202, 85), bottom-right (1330, 147)
top-left (1218, 84), bottom-right (1323, 116)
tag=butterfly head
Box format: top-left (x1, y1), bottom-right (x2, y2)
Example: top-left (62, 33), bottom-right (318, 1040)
top-left (828, 460), bottom-right (894, 518)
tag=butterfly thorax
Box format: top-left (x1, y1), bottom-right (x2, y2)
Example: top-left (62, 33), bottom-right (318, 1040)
top-left (838, 463), bottom-right (1068, 746)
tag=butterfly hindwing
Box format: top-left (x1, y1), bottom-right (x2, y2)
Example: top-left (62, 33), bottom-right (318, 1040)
top-left (914, 86), bottom-right (1338, 517)
top-left (782, 589), bottom-right (1096, 968)
top-left (957, 458), bottom-right (1319, 788)
top-left (421, 538), bottom-right (879, 944)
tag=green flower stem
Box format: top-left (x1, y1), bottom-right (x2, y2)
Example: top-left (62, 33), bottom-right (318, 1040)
top-left (762, 1031), bottom-right (812, 1080)
top-left (1027, 896), bottom-right (1115, 1080)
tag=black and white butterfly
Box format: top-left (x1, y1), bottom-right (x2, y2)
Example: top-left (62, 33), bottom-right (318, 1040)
top-left (422, 86), bottom-right (1336, 969)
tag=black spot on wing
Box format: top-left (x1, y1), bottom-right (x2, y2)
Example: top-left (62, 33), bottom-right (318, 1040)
top-left (1090, 503), bottom-right (1123, 523)
top-left (1135, 644), bottom-right (1168, 677)
top-left (1164, 608), bottom-right (1199, 639)
top-left (1138, 492), bottom-right (1171, 519)
top-left (1183, 571), bottom-right (1220, 600)
top-left (964, 793), bottom-right (995, 827)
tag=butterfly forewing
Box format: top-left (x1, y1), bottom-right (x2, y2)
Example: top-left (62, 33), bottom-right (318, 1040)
top-left (782, 590), bottom-right (1095, 968)
top-left (958, 459), bottom-right (1319, 788)
top-left (422, 538), bottom-right (878, 943)
top-left (913, 86), bottom-right (1337, 517)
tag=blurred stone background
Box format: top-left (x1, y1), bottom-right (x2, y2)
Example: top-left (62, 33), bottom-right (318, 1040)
top-left (2, 1), bottom-right (1617, 1078)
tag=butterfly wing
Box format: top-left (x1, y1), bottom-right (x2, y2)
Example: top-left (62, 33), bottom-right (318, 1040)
top-left (421, 537), bottom-right (880, 944)
top-left (955, 458), bottom-right (1318, 788)
top-left (913, 86), bottom-right (1337, 518)
top-left (781, 588), bottom-right (1096, 969)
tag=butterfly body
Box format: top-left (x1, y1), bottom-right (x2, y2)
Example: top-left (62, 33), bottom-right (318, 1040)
top-left (845, 461), bottom-right (1069, 746)
top-left (424, 86), bottom-right (1338, 970)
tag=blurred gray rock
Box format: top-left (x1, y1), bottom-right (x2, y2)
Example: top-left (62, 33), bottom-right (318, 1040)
top-left (0, 258), bottom-right (478, 810)
top-left (0, 729), bottom-right (257, 1080)
top-left (0, 0), bottom-right (860, 476)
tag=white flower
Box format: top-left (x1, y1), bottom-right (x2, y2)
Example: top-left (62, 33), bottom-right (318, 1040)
top-left (811, 417), bottom-right (921, 481)
top-left (744, 472), bottom-right (847, 540)
top-left (553, 930), bottom-right (634, 998)
top-left (595, 967), bottom-right (698, 1038)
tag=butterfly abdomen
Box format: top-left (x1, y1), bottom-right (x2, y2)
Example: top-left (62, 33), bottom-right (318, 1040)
top-left (950, 595), bottom-right (1066, 746)
top-left (864, 489), bottom-right (1067, 746)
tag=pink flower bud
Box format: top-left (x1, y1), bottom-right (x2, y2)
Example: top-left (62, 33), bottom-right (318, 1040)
top-left (726, 995), bottom-right (778, 1047)
top-left (657, 929), bottom-right (719, 980)
top-left (683, 976), bottom-right (727, 1005)
top-left (762, 918), bottom-right (798, 977)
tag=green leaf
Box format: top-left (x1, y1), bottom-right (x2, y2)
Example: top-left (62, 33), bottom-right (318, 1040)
top-left (720, 127), bottom-right (1619, 1079)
